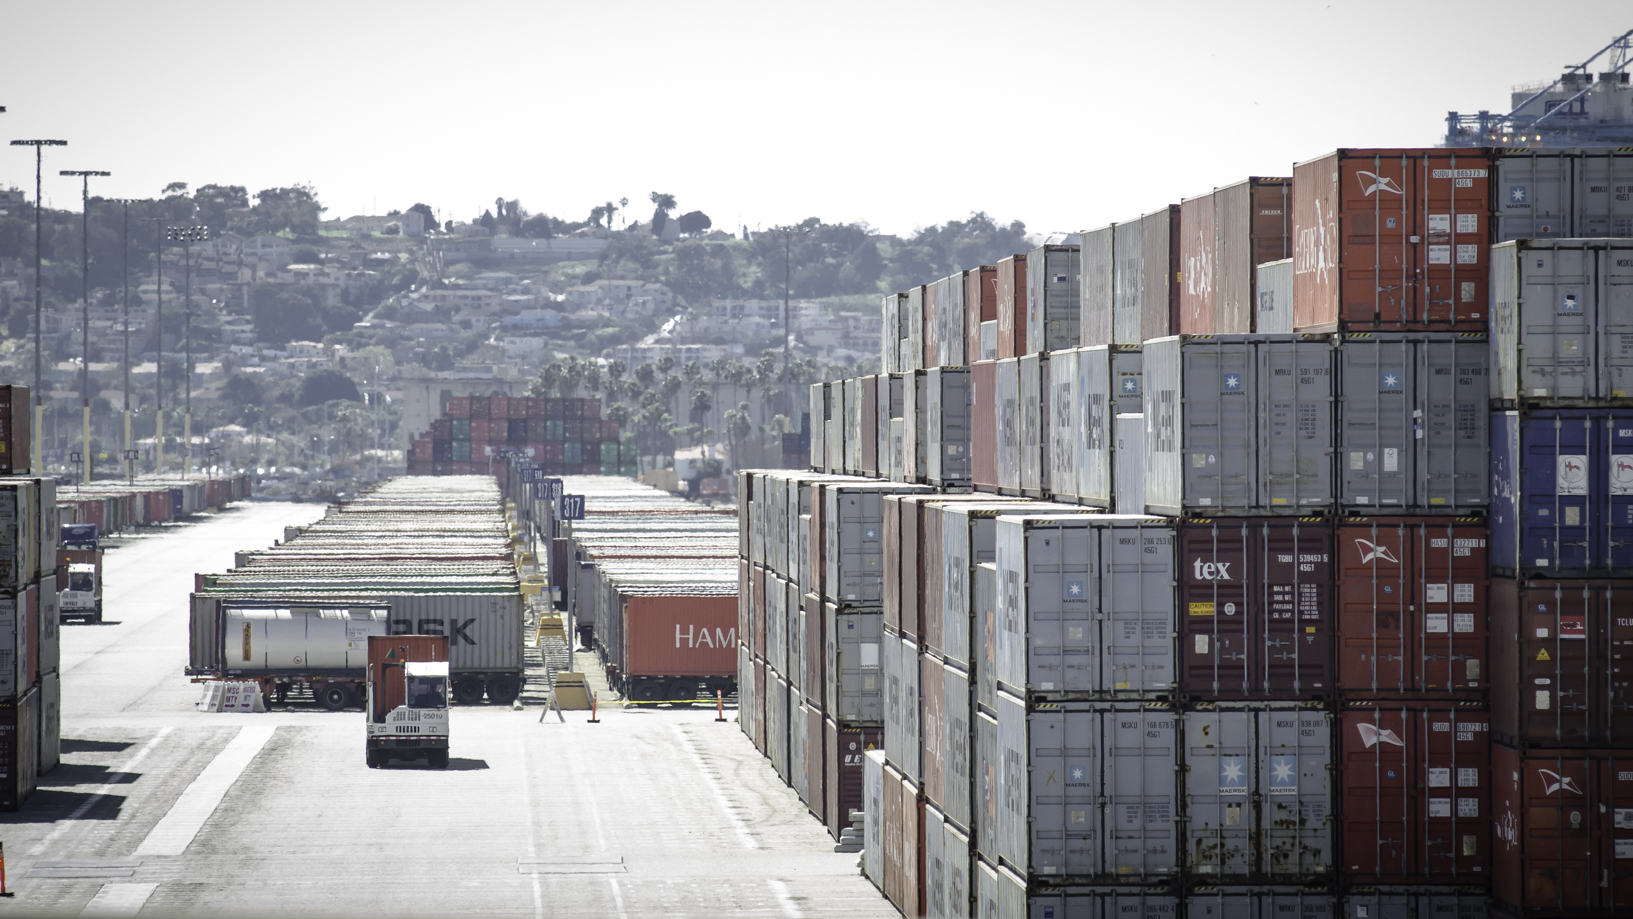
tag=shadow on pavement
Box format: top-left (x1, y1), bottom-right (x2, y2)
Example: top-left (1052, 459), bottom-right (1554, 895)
top-left (446, 758), bottom-right (489, 771)
top-left (1, 789), bottom-right (127, 823)
top-left (60, 740), bottom-right (135, 754)
top-left (35, 763), bottom-right (140, 787)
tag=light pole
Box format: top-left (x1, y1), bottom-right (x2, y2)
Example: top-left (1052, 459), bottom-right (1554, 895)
top-left (167, 225), bottom-right (207, 476)
top-left (111, 200), bottom-right (139, 483)
top-left (10, 138), bottom-right (67, 475)
top-left (61, 169), bottom-right (110, 484)
top-left (139, 215), bottom-right (174, 476)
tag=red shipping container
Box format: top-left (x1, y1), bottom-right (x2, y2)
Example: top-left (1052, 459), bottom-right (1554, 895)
top-left (623, 595), bottom-right (736, 678)
top-left (1335, 517), bottom-right (1488, 697)
top-left (752, 564), bottom-right (766, 660)
top-left (412, 440), bottom-right (432, 462)
top-left (490, 396), bottom-right (509, 419)
top-left (1492, 744), bottom-right (1633, 915)
top-left (1491, 578), bottom-right (1633, 748)
top-left (602, 419), bottom-right (620, 442)
top-left (826, 719), bottom-right (882, 841)
top-left (451, 462), bottom-right (472, 475)
top-left (544, 398), bottom-right (564, 420)
top-left (583, 398), bottom-right (601, 420)
top-left (971, 361), bottom-right (998, 492)
top-left (469, 419), bottom-right (489, 441)
top-left (539, 442), bottom-right (563, 465)
top-left (446, 396), bottom-right (471, 418)
top-left (432, 461), bottom-right (452, 475)
top-left (1179, 517), bottom-right (1335, 699)
top-left (1338, 704), bottom-right (1491, 883)
top-left (1292, 148), bottom-right (1493, 331)
top-left (965, 267), bottom-right (996, 363)
top-left (883, 764), bottom-right (904, 907)
top-left (994, 255), bottom-right (1027, 360)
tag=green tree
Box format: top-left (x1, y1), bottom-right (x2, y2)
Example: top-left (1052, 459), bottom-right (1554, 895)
top-left (234, 185), bottom-right (325, 237)
top-left (193, 184), bottom-right (249, 232)
top-left (675, 210), bottom-right (712, 236)
top-left (689, 387), bottom-right (712, 423)
top-left (222, 373), bottom-right (263, 406)
top-left (649, 191), bottom-right (677, 237)
top-left (250, 284), bottom-right (325, 345)
top-left (296, 369), bottom-right (361, 407)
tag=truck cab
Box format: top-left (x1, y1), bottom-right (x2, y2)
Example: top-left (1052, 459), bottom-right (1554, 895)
top-left (58, 524), bottom-right (103, 624)
top-left (366, 636), bottom-right (450, 769)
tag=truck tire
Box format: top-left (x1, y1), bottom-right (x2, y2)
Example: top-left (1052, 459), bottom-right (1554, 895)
top-left (366, 749), bottom-right (381, 768)
top-left (429, 750), bottom-right (448, 769)
top-left (93, 602), bottom-right (103, 625)
top-left (453, 677), bottom-right (486, 706)
top-left (629, 680), bottom-right (662, 708)
top-left (319, 685), bottom-right (350, 711)
top-left (486, 675), bottom-right (519, 706)
top-left (667, 681), bottom-right (695, 707)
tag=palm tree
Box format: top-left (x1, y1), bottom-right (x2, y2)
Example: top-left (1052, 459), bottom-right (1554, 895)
top-left (649, 192), bottom-right (677, 236)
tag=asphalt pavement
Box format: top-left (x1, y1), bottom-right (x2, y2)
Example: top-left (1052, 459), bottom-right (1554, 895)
top-left (0, 501), bottom-right (895, 918)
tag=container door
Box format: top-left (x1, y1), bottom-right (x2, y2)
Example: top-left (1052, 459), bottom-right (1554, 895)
top-left (1608, 413), bottom-right (1633, 573)
top-left (1259, 338), bottom-right (1334, 509)
top-left (1339, 337), bottom-right (1414, 509)
top-left (1180, 521), bottom-right (1254, 697)
top-left (1180, 339), bottom-right (1255, 511)
top-left (1602, 244), bottom-right (1633, 400)
top-left (1336, 520), bottom-right (1413, 694)
top-left (1258, 520), bottom-right (1334, 697)
top-left (1099, 520), bottom-right (1176, 697)
top-left (1102, 707), bottom-right (1178, 879)
top-left (1259, 707), bottom-right (1332, 878)
top-left (1517, 243), bottom-right (1596, 401)
top-left (1182, 708), bottom-right (1255, 878)
top-left (1520, 412), bottom-right (1596, 575)
top-left (1417, 334), bottom-right (1489, 510)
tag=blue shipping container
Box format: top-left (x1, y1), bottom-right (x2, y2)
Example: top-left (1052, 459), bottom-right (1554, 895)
top-left (1490, 408), bottom-right (1633, 576)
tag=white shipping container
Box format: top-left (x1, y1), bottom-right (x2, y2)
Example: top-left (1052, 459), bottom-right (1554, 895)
top-left (1114, 414), bottom-right (1145, 515)
top-left (1048, 350), bottom-right (1081, 501)
top-left (925, 803), bottom-right (948, 919)
top-left (865, 748), bottom-right (887, 890)
top-left (1256, 258), bottom-right (1294, 334)
top-left (37, 573), bottom-right (57, 677)
top-left (996, 359), bottom-right (1020, 492)
top-left (1495, 148), bottom-right (1633, 241)
top-left (944, 822), bottom-right (972, 919)
top-left (39, 669), bottom-right (59, 774)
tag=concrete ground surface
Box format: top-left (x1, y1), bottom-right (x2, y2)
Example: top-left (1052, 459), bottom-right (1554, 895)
top-left (0, 502), bottom-right (896, 919)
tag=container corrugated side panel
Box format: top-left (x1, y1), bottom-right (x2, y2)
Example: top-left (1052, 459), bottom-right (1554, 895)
top-left (739, 643), bottom-right (754, 745)
top-left (996, 360), bottom-right (1020, 492)
top-left (877, 374), bottom-right (892, 480)
top-left (1182, 708), bottom-right (1256, 878)
top-left (190, 594), bottom-right (221, 673)
top-left (904, 371), bottom-right (921, 483)
top-left (901, 636), bottom-right (922, 786)
top-left (810, 384), bottom-right (827, 470)
top-left (883, 295), bottom-right (901, 374)
top-left (914, 372), bottom-right (928, 483)
top-left (942, 274), bottom-right (967, 368)
top-left (996, 690), bottom-right (1033, 875)
top-left (1113, 220), bottom-right (1143, 346)
top-left (865, 749), bottom-right (885, 887)
top-left (1260, 336), bottom-right (1335, 509)
top-left (1098, 518), bottom-right (1178, 697)
top-left (1140, 206), bottom-right (1180, 342)
top-left (1417, 334), bottom-right (1490, 510)
top-left (845, 378), bottom-right (863, 475)
top-left (1256, 259), bottom-right (1294, 334)
top-left (792, 690), bottom-right (808, 802)
top-left (1029, 245), bottom-right (1082, 354)
top-left (1018, 355), bottom-right (1045, 495)
top-left (922, 652), bottom-right (945, 817)
top-left (828, 605), bottom-right (883, 723)
top-left (884, 629), bottom-right (903, 767)
top-left (1081, 225), bottom-right (1116, 348)
top-left (1222, 177), bottom-right (1292, 335)
top-left (975, 709), bottom-right (999, 865)
top-left (907, 287), bottom-right (925, 373)
top-left (1338, 335), bottom-right (1416, 510)
top-left (996, 516), bottom-right (1097, 696)
top-left (942, 662), bottom-right (972, 833)
top-left (926, 280), bottom-right (942, 372)
top-left (1102, 706), bottom-right (1180, 880)
top-left (769, 673), bottom-right (789, 783)
top-left (1260, 707), bottom-right (1333, 879)
top-left (1078, 347), bottom-right (1113, 507)
top-left (972, 362), bottom-right (998, 491)
top-left (827, 382), bottom-right (845, 474)
top-left (943, 819), bottom-right (971, 919)
top-left (1180, 337), bottom-right (1258, 513)
top-left (1495, 148), bottom-right (1633, 241)
top-left (1142, 337), bottom-right (1183, 514)
top-left (1114, 415), bottom-right (1146, 515)
top-left (387, 592), bottom-right (525, 673)
top-left (975, 859), bottom-right (998, 919)
top-left (1179, 190), bottom-right (1218, 335)
top-left (1048, 350), bottom-right (1080, 502)
top-left (975, 563), bottom-right (998, 714)
top-left (861, 376), bottom-right (880, 478)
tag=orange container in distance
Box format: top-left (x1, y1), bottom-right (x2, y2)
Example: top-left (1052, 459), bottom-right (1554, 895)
top-left (366, 635), bottom-right (450, 769)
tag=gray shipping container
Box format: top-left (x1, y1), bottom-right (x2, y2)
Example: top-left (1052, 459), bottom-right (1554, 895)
top-left (38, 573), bottom-right (58, 677)
top-left (1256, 259), bottom-right (1294, 335)
top-left (768, 672), bottom-right (789, 783)
top-left (1049, 350), bottom-right (1081, 502)
top-left (767, 573), bottom-right (787, 677)
top-left (39, 668), bottom-right (59, 774)
top-left (1142, 335), bottom-right (1335, 516)
top-left (1015, 887), bottom-right (1182, 918)
top-left (996, 694), bottom-right (1179, 880)
top-left (925, 802), bottom-right (948, 919)
top-left (981, 321), bottom-right (998, 362)
top-left (1181, 706), bottom-right (1332, 881)
top-left (826, 603), bottom-right (883, 723)
top-left (1336, 333), bottom-right (1489, 511)
top-left (975, 563), bottom-right (999, 714)
top-left (1019, 354), bottom-right (1047, 496)
top-left (1027, 245), bottom-right (1083, 354)
top-left (994, 515), bottom-right (1177, 698)
top-left (1114, 220), bottom-right (1144, 346)
top-left (792, 695), bottom-right (808, 803)
top-left (865, 748), bottom-right (886, 888)
top-left (827, 381), bottom-right (845, 474)
top-left (942, 662), bottom-right (973, 833)
top-left (945, 821), bottom-right (973, 919)
top-left (997, 359), bottom-right (1021, 492)
top-left (823, 482), bottom-right (933, 607)
top-left (1114, 415), bottom-right (1146, 516)
top-left (927, 368), bottom-right (973, 488)
top-left (907, 287), bottom-right (926, 373)
top-left (878, 373), bottom-right (893, 479)
top-left (941, 275), bottom-right (968, 369)
top-left (738, 643), bottom-right (754, 745)
top-left (883, 294), bottom-right (903, 374)
top-left (1184, 888), bottom-right (1338, 918)
top-left (904, 371), bottom-right (922, 483)
top-left (1141, 206), bottom-right (1180, 342)
top-left (845, 378), bottom-right (863, 475)
top-left (1490, 238), bottom-right (1633, 405)
top-left (976, 708), bottom-right (1001, 864)
top-left (884, 632), bottom-right (922, 785)
top-left (1081, 225), bottom-right (1117, 349)
top-left (1078, 346), bottom-right (1144, 508)
top-left (810, 384), bottom-right (828, 471)
top-left (940, 504), bottom-right (1048, 670)
top-left (889, 374), bottom-right (907, 483)
top-left (976, 856), bottom-right (999, 919)
top-left (1495, 148), bottom-right (1633, 241)
top-left (914, 372), bottom-right (929, 482)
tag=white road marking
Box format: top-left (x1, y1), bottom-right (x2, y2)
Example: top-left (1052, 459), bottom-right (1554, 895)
top-left (519, 739), bottom-right (543, 919)
top-left (607, 876), bottom-right (629, 919)
top-left (79, 882), bottom-right (158, 916)
top-left (32, 728), bottom-right (174, 856)
top-left (134, 725), bottom-right (276, 857)
top-left (768, 879), bottom-right (803, 918)
top-left (671, 724), bottom-right (757, 849)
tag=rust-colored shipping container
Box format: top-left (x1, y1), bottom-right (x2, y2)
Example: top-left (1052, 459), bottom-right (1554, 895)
top-left (901, 778), bottom-right (921, 919)
top-left (1180, 517), bottom-right (1335, 699)
top-left (1140, 205), bottom-right (1181, 341)
top-left (445, 396), bottom-right (471, 418)
top-left (970, 362), bottom-right (998, 492)
top-left (861, 376), bottom-right (880, 478)
top-left (751, 564), bottom-right (767, 660)
top-left (0, 386), bottom-right (30, 475)
top-left (1338, 703), bottom-right (1491, 884)
top-left (1336, 517), bottom-right (1488, 698)
top-left (1491, 577), bottom-right (1633, 748)
top-left (490, 395), bottom-right (509, 418)
top-left (623, 595), bottom-right (737, 677)
top-left (883, 763), bottom-right (904, 908)
top-left (994, 255), bottom-right (1027, 360)
top-left (806, 703), bottom-right (825, 825)
top-left (753, 659), bottom-right (766, 753)
top-left (1492, 743), bottom-right (1633, 916)
top-left (803, 592), bottom-right (823, 711)
top-left (1179, 178), bottom-right (1292, 334)
top-left (921, 653), bottom-right (944, 814)
top-left (965, 267), bottom-right (996, 363)
top-left (827, 718), bottom-right (883, 840)
top-left (1292, 148), bottom-right (1493, 331)
top-left (367, 634), bottom-right (450, 718)
top-left (923, 282), bottom-right (940, 371)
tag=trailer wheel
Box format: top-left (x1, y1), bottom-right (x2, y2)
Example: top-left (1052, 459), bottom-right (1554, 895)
top-left (366, 750), bottom-right (381, 768)
top-left (428, 750), bottom-right (448, 769)
top-left (318, 685), bottom-right (350, 711)
top-left (453, 677), bottom-right (487, 706)
top-left (92, 602), bottom-right (103, 625)
top-left (629, 680), bottom-right (662, 707)
top-left (486, 675), bottom-right (519, 706)
top-left (667, 681), bottom-right (695, 707)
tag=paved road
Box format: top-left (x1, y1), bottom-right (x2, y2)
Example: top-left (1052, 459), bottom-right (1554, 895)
top-left (0, 502), bottom-right (894, 918)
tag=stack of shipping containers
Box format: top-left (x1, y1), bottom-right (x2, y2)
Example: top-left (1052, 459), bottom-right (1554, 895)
top-left (407, 395), bottom-right (635, 478)
top-left (0, 386), bottom-right (62, 810)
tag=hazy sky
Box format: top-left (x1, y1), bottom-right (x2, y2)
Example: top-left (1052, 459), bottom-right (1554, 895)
top-left (3, 1), bottom-right (1628, 238)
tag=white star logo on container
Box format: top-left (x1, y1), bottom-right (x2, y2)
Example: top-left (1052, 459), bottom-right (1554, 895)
top-left (1066, 580), bottom-right (1084, 597)
top-left (1071, 766), bottom-right (1085, 782)
top-left (1382, 373), bottom-right (1399, 389)
top-left (1271, 757), bottom-right (1295, 786)
top-left (1122, 378), bottom-right (1137, 393)
top-left (1224, 375), bottom-right (1241, 390)
top-left (1220, 756), bottom-right (1246, 789)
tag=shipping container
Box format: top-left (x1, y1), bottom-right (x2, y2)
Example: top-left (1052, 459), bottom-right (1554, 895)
top-left (904, 370), bottom-right (923, 483)
top-left (1081, 225), bottom-right (1118, 349)
top-left (754, 658), bottom-right (766, 751)
top-left (1338, 705), bottom-right (1491, 883)
top-left (908, 287), bottom-right (926, 373)
top-left (997, 255), bottom-right (1028, 360)
top-left (739, 644), bottom-right (755, 746)
top-left (925, 282), bottom-right (942, 372)
top-left (1490, 577), bottom-right (1633, 748)
top-left (1049, 350), bottom-right (1081, 502)
top-left (1027, 245), bottom-right (1083, 354)
top-left (1181, 178), bottom-right (1293, 336)
top-left (939, 502), bottom-right (1084, 669)
top-left (1335, 518), bottom-right (1488, 698)
top-left (826, 602), bottom-right (883, 723)
top-left (1006, 885), bottom-right (1182, 918)
top-left (866, 748), bottom-right (886, 888)
top-left (842, 726), bottom-right (884, 841)
top-left (973, 361), bottom-right (999, 493)
top-left (927, 368), bottom-right (972, 489)
top-left (805, 702), bottom-right (825, 822)
top-left (995, 514), bottom-right (1177, 698)
top-left (923, 650), bottom-right (946, 808)
top-left (824, 481), bottom-right (933, 609)
top-left (1256, 259), bottom-right (1294, 335)
top-left (0, 686), bottom-right (39, 811)
top-left (944, 821), bottom-right (973, 919)
top-left (769, 673), bottom-right (789, 783)
top-left (0, 386), bottom-right (31, 475)
top-left (1078, 346), bottom-right (1145, 508)
top-left (1340, 888), bottom-right (1487, 919)
top-left (1184, 887), bottom-right (1338, 918)
top-left (967, 267), bottom-right (997, 368)
top-left (997, 359), bottom-right (1021, 493)
top-left (1494, 147), bottom-right (1633, 241)
top-left (884, 294), bottom-right (904, 374)
top-left (39, 668), bottom-right (58, 774)
top-left (828, 381), bottom-right (846, 475)
top-left (1489, 408), bottom-right (1633, 576)
top-left (1020, 354), bottom-right (1048, 496)
top-left (38, 572), bottom-right (57, 677)
top-left (1491, 743), bottom-right (1633, 916)
top-left (1292, 149), bottom-right (1493, 331)
top-left (1336, 333), bottom-right (1490, 512)
top-left (861, 376), bottom-right (880, 478)
top-left (1115, 220), bottom-right (1145, 347)
top-left (1181, 704), bottom-right (1333, 880)
top-left (1142, 206), bottom-right (1182, 342)
top-left (941, 662), bottom-right (973, 834)
top-left (810, 383), bottom-right (828, 470)
top-left (941, 274), bottom-right (968, 369)
top-left (884, 630), bottom-right (923, 784)
top-left (878, 373), bottom-right (894, 482)
top-left (1490, 238), bottom-right (1633, 406)
top-left (1115, 415), bottom-right (1146, 516)
top-left (1143, 336), bottom-right (1335, 516)
top-left (1179, 518), bottom-right (1334, 700)
top-left (845, 378), bottom-right (864, 475)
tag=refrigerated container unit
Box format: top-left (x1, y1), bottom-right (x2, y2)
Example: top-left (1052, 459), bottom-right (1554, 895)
top-left (1489, 408), bottom-right (1633, 577)
top-left (1025, 244), bottom-right (1081, 354)
top-left (1143, 335), bottom-right (1336, 516)
top-left (1490, 238), bottom-right (1633, 407)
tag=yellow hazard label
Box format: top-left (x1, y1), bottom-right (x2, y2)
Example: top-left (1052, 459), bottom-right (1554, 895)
top-left (1537, 648), bottom-right (1551, 661)
top-left (1189, 602), bottom-right (1215, 616)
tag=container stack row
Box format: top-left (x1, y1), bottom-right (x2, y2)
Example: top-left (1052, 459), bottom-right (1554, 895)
top-left (0, 386), bottom-right (63, 812)
top-left (57, 473), bottom-right (251, 532)
top-left (407, 395), bottom-right (634, 477)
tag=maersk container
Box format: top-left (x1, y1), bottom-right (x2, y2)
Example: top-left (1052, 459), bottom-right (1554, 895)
top-left (1115, 415), bottom-right (1145, 515)
top-left (1336, 333), bottom-right (1489, 512)
top-left (882, 295), bottom-right (902, 374)
top-left (907, 287), bottom-right (926, 373)
top-left (942, 661), bottom-right (973, 833)
top-left (883, 632), bottom-right (922, 785)
top-left (941, 274), bottom-right (968, 369)
top-left (925, 803), bottom-right (947, 919)
top-left (825, 602), bottom-right (883, 723)
top-left (767, 573), bottom-right (786, 677)
top-left (827, 381), bottom-right (845, 474)
top-left (994, 514), bottom-right (1177, 698)
top-left (976, 857), bottom-right (999, 919)
top-left (939, 502), bottom-right (1057, 668)
top-left (927, 367), bottom-right (972, 489)
top-left (889, 373), bottom-right (907, 483)
top-left (769, 672), bottom-right (789, 783)
top-left (1256, 259), bottom-right (1293, 335)
top-left (1081, 224), bottom-right (1117, 348)
top-left (1114, 220), bottom-right (1145, 346)
top-left (976, 708), bottom-right (1001, 863)
top-left (976, 563), bottom-right (999, 713)
top-left (792, 688), bottom-right (808, 802)
top-left (824, 482), bottom-right (933, 608)
top-left (1490, 238), bottom-right (1633, 406)
top-left (1078, 346), bottom-right (1144, 508)
top-left (997, 359), bottom-right (1021, 493)
top-left (1019, 354), bottom-right (1048, 496)
top-left (810, 383), bottom-right (828, 470)
top-left (904, 371), bottom-right (922, 482)
top-left (865, 748), bottom-right (886, 888)
top-left (1494, 147), bottom-right (1633, 241)
top-left (1489, 408), bottom-right (1633, 577)
top-left (861, 376), bottom-right (880, 478)
top-left (1049, 350), bottom-right (1081, 502)
top-left (943, 821), bottom-right (972, 919)
top-left (1018, 887), bottom-right (1181, 918)
top-left (995, 694), bottom-right (1180, 880)
top-left (1181, 705), bottom-right (1333, 881)
top-left (845, 378), bottom-right (864, 475)
top-left (1143, 335), bottom-right (1335, 516)
top-left (1184, 888), bottom-right (1338, 918)
top-left (1027, 245), bottom-right (1083, 354)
